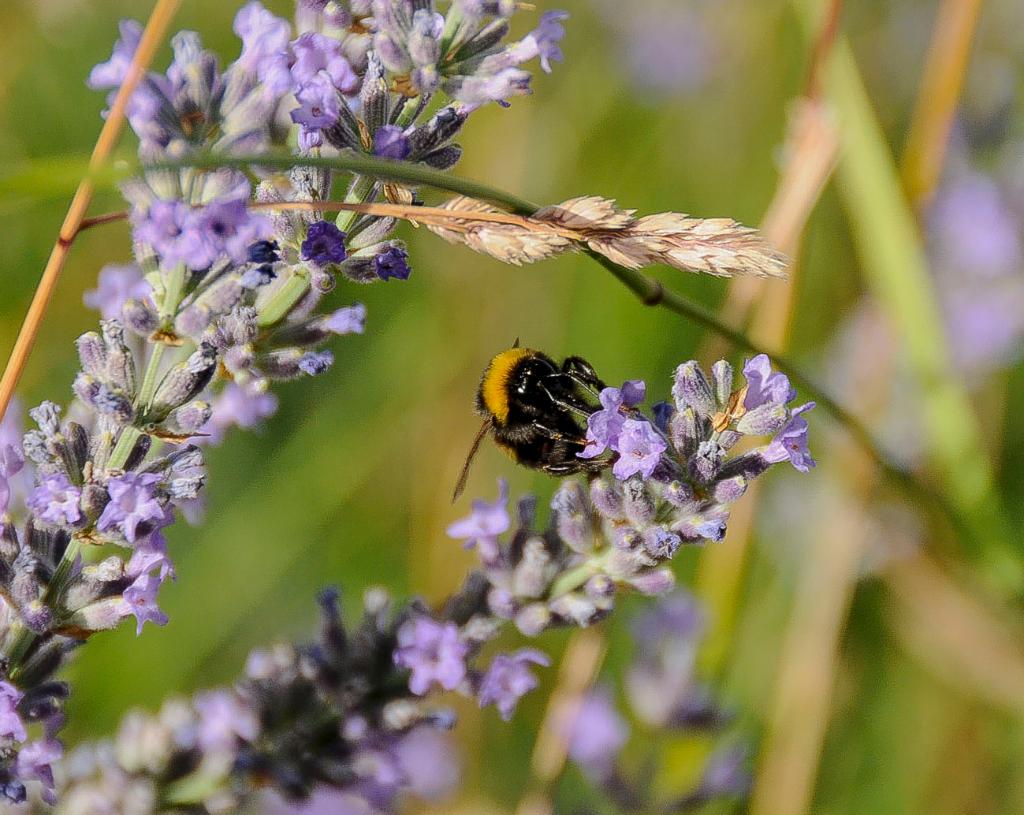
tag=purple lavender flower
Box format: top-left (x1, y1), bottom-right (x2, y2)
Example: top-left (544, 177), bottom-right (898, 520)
top-left (612, 4), bottom-right (715, 97)
top-left (394, 617), bottom-right (469, 695)
top-left (86, 19), bottom-right (143, 90)
top-left (446, 479), bottom-right (510, 562)
top-left (612, 419), bottom-right (667, 480)
top-left (509, 11), bottom-right (569, 73)
top-left (290, 33), bottom-right (358, 93)
top-left (324, 304), bottom-right (366, 335)
top-left (374, 246), bottom-right (411, 281)
top-left (578, 381), bottom-right (644, 460)
top-left (291, 73), bottom-right (341, 149)
top-left (83, 263), bottom-right (151, 320)
top-left (16, 739), bottom-right (61, 805)
top-left (27, 473), bottom-right (82, 526)
top-left (194, 690), bottom-right (261, 753)
top-left (97, 471), bottom-right (168, 543)
top-left (477, 649), bottom-right (550, 720)
top-left (450, 68), bottom-right (532, 109)
top-left (197, 197), bottom-right (273, 264)
top-left (373, 125), bottom-right (411, 160)
top-left (560, 688), bottom-right (628, 777)
top-left (0, 682), bottom-right (26, 742)
top-left (697, 745), bottom-right (751, 799)
top-left (760, 402), bottom-right (816, 472)
top-left (133, 200), bottom-right (216, 270)
top-left (203, 382), bottom-right (279, 445)
top-left (234, 1), bottom-right (291, 76)
top-left (126, 531), bottom-right (175, 581)
top-left (743, 354), bottom-right (795, 410)
top-left (301, 221), bottom-right (348, 266)
top-left (118, 572), bottom-right (170, 635)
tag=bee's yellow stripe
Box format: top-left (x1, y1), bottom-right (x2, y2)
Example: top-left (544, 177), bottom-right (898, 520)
top-left (481, 348), bottom-right (533, 424)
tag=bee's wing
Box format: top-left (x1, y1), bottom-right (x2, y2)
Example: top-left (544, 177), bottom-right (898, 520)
top-left (452, 417), bottom-right (493, 502)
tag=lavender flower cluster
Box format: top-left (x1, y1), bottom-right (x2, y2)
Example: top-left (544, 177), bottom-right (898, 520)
top-left (0, 0), bottom-right (570, 805)
top-left (443, 355), bottom-right (814, 639)
top-left (559, 593), bottom-right (748, 812)
top-left (46, 589), bottom-right (461, 814)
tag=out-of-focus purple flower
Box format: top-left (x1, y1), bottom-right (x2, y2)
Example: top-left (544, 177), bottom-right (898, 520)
top-left (633, 591), bottom-right (704, 647)
top-left (262, 788), bottom-right (376, 815)
top-left (301, 220), bottom-right (348, 266)
top-left (760, 402), bottom-right (816, 472)
top-left (247, 239), bottom-right (280, 264)
top-left (697, 745), bottom-right (751, 799)
top-left (97, 471), bottom-right (168, 543)
top-left (197, 198), bottom-right (273, 264)
top-left (394, 726), bottom-right (461, 801)
top-left (374, 246), bottom-right (411, 281)
top-left (27, 473), bottom-right (82, 526)
top-left (614, 5), bottom-right (714, 97)
top-left (133, 200), bottom-right (216, 270)
top-left (373, 125), bottom-right (411, 160)
top-left (929, 170), bottom-right (1023, 279)
top-left (291, 33), bottom-right (358, 92)
top-left (203, 382), bottom-right (279, 445)
top-left (87, 19), bottom-right (143, 90)
top-left (16, 739), bottom-right (61, 805)
top-left (450, 67), bottom-right (532, 109)
top-left (118, 572), bottom-right (169, 635)
top-left (742, 354), bottom-right (795, 410)
top-left (447, 479), bottom-right (510, 561)
top-left (478, 649), bottom-right (549, 720)
top-left (0, 682), bottom-right (26, 742)
top-left (559, 688), bottom-right (628, 777)
top-left (298, 350), bottom-right (334, 376)
top-left (234, 1), bottom-right (291, 75)
top-left (83, 263), bottom-right (151, 320)
top-left (194, 690), bottom-right (260, 753)
top-left (579, 382), bottom-right (644, 460)
top-left (612, 419), bottom-right (667, 480)
top-left (394, 617), bottom-right (469, 695)
top-left (508, 11), bottom-right (569, 73)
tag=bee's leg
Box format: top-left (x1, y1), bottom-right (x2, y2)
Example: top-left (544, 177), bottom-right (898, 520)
top-left (561, 356), bottom-right (606, 395)
top-left (539, 382), bottom-right (592, 418)
top-left (530, 421), bottom-right (588, 445)
top-left (540, 459), bottom-right (608, 476)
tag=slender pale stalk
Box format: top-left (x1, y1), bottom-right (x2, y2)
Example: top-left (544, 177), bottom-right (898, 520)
top-left (901, 0), bottom-right (985, 208)
top-left (0, 0), bottom-right (182, 424)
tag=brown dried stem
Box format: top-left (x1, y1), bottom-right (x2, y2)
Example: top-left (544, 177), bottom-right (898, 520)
top-left (0, 0), bottom-right (182, 423)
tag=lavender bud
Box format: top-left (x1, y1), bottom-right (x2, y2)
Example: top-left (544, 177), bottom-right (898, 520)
top-left (0, 523), bottom-right (19, 563)
top-left (487, 587), bottom-right (517, 619)
top-left (29, 402), bottom-right (61, 437)
top-left (360, 52), bottom-right (390, 133)
top-left (736, 403), bottom-right (788, 436)
top-left (514, 603), bottom-right (551, 636)
top-left (622, 479), bottom-right (655, 526)
top-left (167, 401), bottom-right (212, 434)
top-left (669, 408), bottom-right (701, 460)
top-left (122, 298), bottom-right (160, 336)
top-left (605, 547), bottom-right (654, 581)
top-left (21, 599), bottom-right (53, 634)
top-left (643, 527), bottom-right (682, 560)
top-left (121, 433), bottom-right (152, 472)
top-left (101, 321), bottom-right (136, 395)
top-left (584, 574), bottom-right (616, 603)
top-left (94, 384), bottom-right (134, 424)
top-left (629, 568), bottom-right (676, 596)
top-left (76, 332), bottom-right (107, 377)
top-left (80, 483), bottom-right (110, 523)
top-left (713, 476), bottom-right (748, 504)
top-left (664, 480), bottom-right (696, 509)
top-left (611, 526), bottom-right (643, 551)
top-left (718, 429), bottom-right (742, 450)
top-left (590, 478), bottom-right (624, 520)
top-left (72, 374), bottom-right (101, 408)
top-left (692, 441), bottom-right (725, 483)
top-left (421, 145), bottom-right (463, 170)
top-left (711, 360), bottom-right (734, 407)
top-left (150, 344), bottom-right (217, 417)
top-left (551, 481), bottom-right (593, 554)
top-left (673, 361), bottom-right (715, 417)
top-left (549, 592), bottom-right (599, 627)
top-left (512, 538), bottom-right (552, 598)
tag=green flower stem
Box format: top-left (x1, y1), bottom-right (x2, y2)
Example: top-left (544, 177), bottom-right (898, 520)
top-left (256, 267), bottom-right (311, 328)
top-left (149, 151), bottom-right (990, 583)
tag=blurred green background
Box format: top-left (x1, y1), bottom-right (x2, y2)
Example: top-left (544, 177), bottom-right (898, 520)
top-left (3, 0), bottom-right (1024, 813)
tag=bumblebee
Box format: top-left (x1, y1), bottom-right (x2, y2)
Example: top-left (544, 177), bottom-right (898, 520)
top-left (453, 346), bottom-right (610, 500)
